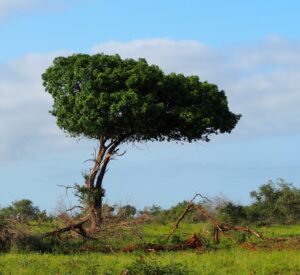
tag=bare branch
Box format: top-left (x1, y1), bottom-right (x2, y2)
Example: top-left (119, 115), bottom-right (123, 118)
top-left (42, 217), bottom-right (89, 238)
top-left (131, 141), bottom-right (147, 151)
top-left (166, 193), bottom-right (262, 243)
top-left (57, 184), bottom-right (76, 190)
top-left (190, 193), bottom-right (212, 203)
top-left (166, 203), bottom-right (194, 241)
top-left (66, 205), bottom-right (84, 212)
top-left (57, 184), bottom-right (76, 197)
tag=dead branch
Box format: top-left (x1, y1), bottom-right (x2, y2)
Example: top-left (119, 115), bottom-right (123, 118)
top-left (166, 194), bottom-right (262, 243)
top-left (57, 184), bottom-right (77, 198)
top-left (83, 158), bottom-right (99, 164)
top-left (193, 204), bottom-right (219, 227)
top-left (222, 225), bottom-right (262, 238)
top-left (166, 193), bottom-right (213, 240)
top-left (65, 205), bottom-right (84, 212)
top-left (57, 184), bottom-right (76, 190)
top-left (166, 204), bottom-right (194, 240)
top-left (42, 218), bottom-right (89, 238)
top-left (191, 193), bottom-right (212, 203)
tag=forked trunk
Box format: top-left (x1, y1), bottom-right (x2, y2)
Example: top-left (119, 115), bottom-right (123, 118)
top-left (85, 136), bottom-right (123, 230)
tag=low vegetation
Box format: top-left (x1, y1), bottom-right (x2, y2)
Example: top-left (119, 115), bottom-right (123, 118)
top-left (0, 179), bottom-right (300, 274)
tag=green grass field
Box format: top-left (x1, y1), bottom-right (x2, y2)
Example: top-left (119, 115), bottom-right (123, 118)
top-left (1, 223), bottom-right (300, 274)
top-left (1, 249), bottom-right (300, 274)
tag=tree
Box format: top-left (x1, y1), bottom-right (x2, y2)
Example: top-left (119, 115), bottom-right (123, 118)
top-left (248, 179), bottom-right (300, 224)
top-left (42, 54), bottom-right (240, 228)
top-left (0, 199), bottom-right (41, 221)
top-left (117, 204), bottom-right (137, 219)
top-left (218, 202), bottom-right (247, 225)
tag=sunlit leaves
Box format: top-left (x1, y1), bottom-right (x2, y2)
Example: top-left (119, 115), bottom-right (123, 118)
top-left (42, 54), bottom-right (240, 142)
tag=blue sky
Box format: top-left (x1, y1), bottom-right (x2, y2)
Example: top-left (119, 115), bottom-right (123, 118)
top-left (1, 0), bottom-right (300, 212)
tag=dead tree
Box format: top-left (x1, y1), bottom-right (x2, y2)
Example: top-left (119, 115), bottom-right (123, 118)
top-left (167, 194), bottom-right (262, 243)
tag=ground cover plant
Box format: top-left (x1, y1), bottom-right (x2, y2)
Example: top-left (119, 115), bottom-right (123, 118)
top-left (1, 249), bottom-right (300, 274)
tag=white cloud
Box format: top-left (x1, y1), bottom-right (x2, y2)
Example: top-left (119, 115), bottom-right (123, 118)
top-left (0, 51), bottom-right (74, 161)
top-left (0, 0), bottom-right (45, 19)
top-left (1, 36), bottom-right (300, 162)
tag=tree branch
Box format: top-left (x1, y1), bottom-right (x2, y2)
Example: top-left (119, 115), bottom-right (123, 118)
top-left (86, 136), bottom-right (108, 188)
top-left (95, 138), bottom-right (125, 189)
top-left (66, 205), bottom-right (84, 212)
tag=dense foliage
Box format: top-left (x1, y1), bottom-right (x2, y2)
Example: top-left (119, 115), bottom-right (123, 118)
top-left (1, 179), bottom-right (299, 227)
top-left (141, 179), bottom-right (300, 225)
top-left (219, 179), bottom-right (300, 225)
top-left (42, 54), bottom-right (240, 143)
top-left (0, 199), bottom-right (43, 222)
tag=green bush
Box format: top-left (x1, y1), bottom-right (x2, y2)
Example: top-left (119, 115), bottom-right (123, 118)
top-left (218, 179), bottom-right (300, 226)
top-left (218, 202), bottom-right (247, 225)
top-left (0, 199), bottom-right (43, 222)
top-left (126, 257), bottom-right (192, 275)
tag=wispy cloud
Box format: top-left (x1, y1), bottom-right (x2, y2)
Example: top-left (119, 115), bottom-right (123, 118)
top-left (0, 51), bottom-right (74, 161)
top-left (0, 0), bottom-right (82, 20)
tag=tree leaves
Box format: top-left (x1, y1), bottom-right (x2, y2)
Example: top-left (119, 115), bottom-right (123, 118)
top-left (42, 54), bottom-right (240, 143)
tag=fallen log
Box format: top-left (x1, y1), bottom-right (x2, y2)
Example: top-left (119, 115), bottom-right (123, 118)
top-left (166, 193), bottom-right (212, 241)
top-left (42, 218), bottom-right (89, 238)
top-left (166, 194), bottom-right (262, 243)
top-left (226, 225), bottom-right (262, 238)
top-left (123, 233), bottom-right (204, 253)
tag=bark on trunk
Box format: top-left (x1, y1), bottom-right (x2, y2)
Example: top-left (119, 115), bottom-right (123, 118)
top-left (90, 198), bottom-right (103, 229)
top-left (85, 136), bottom-right (124, 229)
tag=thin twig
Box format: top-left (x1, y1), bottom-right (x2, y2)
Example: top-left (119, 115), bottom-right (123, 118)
top-left (65, 205), bottom-right (84, 212)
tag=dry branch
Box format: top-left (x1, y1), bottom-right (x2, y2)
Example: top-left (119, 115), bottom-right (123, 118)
top-left (42, 218), bottom-right (89, 238)
top-left (166, 194), bottom-right (262, 243)
top-left (65, 205), bottom-right (84, 212)
top-left (166, 204), bottom-right (194, 241)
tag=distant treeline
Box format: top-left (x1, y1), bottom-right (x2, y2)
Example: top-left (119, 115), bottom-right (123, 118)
top-left (144, 178), bottom-right (300, 226)
top-left (1, 179), bottom-right (300, 226)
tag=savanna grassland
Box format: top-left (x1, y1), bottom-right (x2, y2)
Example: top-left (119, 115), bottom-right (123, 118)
top-left (1, 223), bottom-right (300, 274)
top-left (1, 180), bottom-right (300, 274)
top-left (1, 249), bottom-right (300, 275)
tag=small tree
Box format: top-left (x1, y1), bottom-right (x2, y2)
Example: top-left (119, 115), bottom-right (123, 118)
top-left (0, 199), bottom-right (41, 222)
top-left (117, 204), bottom-right (137, 220)
top-left (218, 202), bottom-right (247, 225)
top-left (248, 179), bottom-right (300, 224)
top-left (42, 54), bottom-right (240, 228)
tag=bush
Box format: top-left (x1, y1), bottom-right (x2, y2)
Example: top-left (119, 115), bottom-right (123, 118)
top-left (218, 202), bottom-right (247, 225)
top-left (217, 179), bottom-right (300, 226)
top-left (248, 179), bottom-right (300, 225)
top-left (0, 199), bottom-right (43, 222)
top-left (126, 257), bottom-right (191, 275)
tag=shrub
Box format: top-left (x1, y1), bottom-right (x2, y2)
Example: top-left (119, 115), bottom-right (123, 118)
top-left (125, 257), bottom-right (191, 275)
top-left (0, 199), bottom-right (43, 222)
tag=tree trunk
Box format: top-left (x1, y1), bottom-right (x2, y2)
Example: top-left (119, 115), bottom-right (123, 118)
top-left (90, 196), bottom-right (103, 229)
top-left (85, 136), bottom-right (124, 229)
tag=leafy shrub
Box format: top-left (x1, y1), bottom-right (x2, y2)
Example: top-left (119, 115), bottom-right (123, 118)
top-left (248, 179), bottom-right (300, 224)
top-left (218, 179), bottom-right (300, 226)
top-left (218, 202), bottom-right (247, 225)
top-left (126, 257), bottom-right (192, 275)
top-left (170, 234), bottom-right (184, 245)
top-left (0, 199), bottom-right (43, 222)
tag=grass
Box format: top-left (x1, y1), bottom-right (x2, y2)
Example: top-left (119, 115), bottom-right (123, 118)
top-left (1, 223), bottom-right (300, 274)
top-left (1, 249), bottom-right (300, 274)
top-left (0, 253), bottom-right (130, 274)
top-left (258, 224), bottom-right (300, 238)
